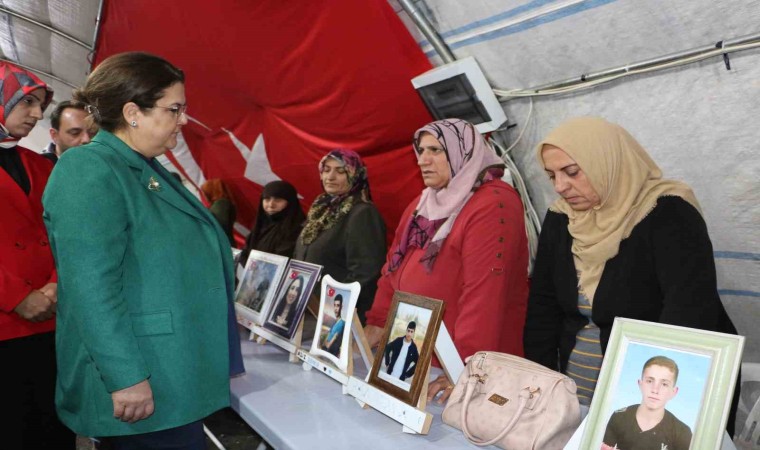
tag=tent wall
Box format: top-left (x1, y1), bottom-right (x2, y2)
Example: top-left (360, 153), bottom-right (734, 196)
top-left (392, 0), bottom-right (759, 431)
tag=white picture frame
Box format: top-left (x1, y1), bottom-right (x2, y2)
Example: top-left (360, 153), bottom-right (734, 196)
top-left (234, 250), bottom-right (289, 328)
top-left (308, 275), bottom-right (360, 373)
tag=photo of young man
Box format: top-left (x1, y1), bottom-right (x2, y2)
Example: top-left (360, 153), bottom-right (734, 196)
top-left (384, 321), bottom-right (419, 382)
top-left (602, 356), bottom-right (692, 450)
top-left (321, 294), bottom-right (345, 357)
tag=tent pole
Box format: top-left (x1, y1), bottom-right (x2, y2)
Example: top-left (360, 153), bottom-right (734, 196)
top-left (528, 32), bottom-right (760, 92)
top-left (89, 0), bottom-right (106, 70)
top-left (397, 0), bottom-right (456, 63)
top-left (0, 58), bottom-right (79, 88)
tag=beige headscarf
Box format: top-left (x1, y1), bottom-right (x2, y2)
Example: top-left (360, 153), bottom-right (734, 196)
top-left (536, 117), bottom-right (701, 302)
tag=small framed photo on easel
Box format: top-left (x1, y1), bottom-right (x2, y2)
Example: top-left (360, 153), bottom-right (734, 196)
top-left (263, 259), bottom-right (321, 340)
top-left (234, 250), bottom-right (289, 329)
top-left (367, 291), bottom-right (444, 406)
top-left (308, 275), bottom-right (360, 374)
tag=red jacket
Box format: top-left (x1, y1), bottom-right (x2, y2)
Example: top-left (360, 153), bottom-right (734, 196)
top-left (0, 146), bottom-right (56, 341)
top-left (366, 180), bottom-right (529, 361)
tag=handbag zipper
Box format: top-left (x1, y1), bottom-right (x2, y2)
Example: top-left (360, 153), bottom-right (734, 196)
top-left (473, 351), bottom-right (568, 380)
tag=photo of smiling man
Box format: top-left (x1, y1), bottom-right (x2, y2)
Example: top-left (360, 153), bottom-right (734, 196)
top-left (602, 355), bottom-right (693, 450)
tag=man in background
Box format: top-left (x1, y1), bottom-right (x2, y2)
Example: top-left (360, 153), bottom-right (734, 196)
top-left (41, 100), bottom-right (94, 163)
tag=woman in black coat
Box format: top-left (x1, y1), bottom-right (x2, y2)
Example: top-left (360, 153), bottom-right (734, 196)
top-left (523, 117), bottom-right (738, 433)
top-left (239, 180), bottom-right (305, 266)
top-left (293, 149), bottom-right (386, 324)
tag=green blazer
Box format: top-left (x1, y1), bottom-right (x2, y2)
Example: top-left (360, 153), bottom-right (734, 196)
top-left (43, 130), bottom-right (235, 437)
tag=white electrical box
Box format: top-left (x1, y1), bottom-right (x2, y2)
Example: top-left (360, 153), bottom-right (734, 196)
top-left (411, 56), bottom-right (507, 134)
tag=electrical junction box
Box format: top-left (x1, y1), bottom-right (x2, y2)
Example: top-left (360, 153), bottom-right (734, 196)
top-left (411, 56), bottom-right (507, 134)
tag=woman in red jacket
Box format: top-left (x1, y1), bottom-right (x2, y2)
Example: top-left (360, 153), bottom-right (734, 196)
top-left (364, 118), bottom-right (529, 404)
top-left (0, 61), bottom-right (75, 449)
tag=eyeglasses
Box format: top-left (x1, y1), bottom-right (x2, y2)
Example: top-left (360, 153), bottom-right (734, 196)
top-left (152, 103), bottom-right (188, 119)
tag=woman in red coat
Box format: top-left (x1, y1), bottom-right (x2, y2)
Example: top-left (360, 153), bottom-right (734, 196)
top-left (0, 61), bottom-right (75, 449)
top-left (364, 118), bottom-right (529, 403)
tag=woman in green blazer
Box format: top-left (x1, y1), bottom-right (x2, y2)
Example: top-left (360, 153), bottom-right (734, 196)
top-left (43, 52), bottom-right (243, 449)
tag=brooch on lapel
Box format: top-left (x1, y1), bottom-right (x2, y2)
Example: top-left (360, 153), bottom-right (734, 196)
top-left (147, 176), bottom-right (162, 192)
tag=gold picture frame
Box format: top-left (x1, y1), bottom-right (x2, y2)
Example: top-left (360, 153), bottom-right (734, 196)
top-left (367, 291), bottom-right (445, 406)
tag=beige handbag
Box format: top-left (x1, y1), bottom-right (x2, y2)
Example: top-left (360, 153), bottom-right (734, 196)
top-left (442, 351), bottom-right (581, 450)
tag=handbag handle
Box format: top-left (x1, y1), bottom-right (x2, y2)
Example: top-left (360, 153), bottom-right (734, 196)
top-left (459, 375), bottom-right (536, 446)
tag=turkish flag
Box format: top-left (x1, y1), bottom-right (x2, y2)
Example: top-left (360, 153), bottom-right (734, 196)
top-left (95, 0), bottom-right (432, 245)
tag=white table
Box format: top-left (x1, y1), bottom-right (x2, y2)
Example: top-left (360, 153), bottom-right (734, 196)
top-left (229, 325), bottom-right (738, 450)
top-left (229, 325), bottom-right (489, 450)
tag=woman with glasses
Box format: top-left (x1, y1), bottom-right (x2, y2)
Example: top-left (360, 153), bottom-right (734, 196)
top-left (43, 52), bottom-right (243, 450)
top-left (293, 149), bottom-right (386, 324)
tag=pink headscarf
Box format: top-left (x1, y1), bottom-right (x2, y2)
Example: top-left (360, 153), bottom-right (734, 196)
top-left (389, 119), bottom-right (505, 272)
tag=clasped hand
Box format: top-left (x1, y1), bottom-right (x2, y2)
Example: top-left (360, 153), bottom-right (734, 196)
top-left (14, 283), bottom-right (57, 322)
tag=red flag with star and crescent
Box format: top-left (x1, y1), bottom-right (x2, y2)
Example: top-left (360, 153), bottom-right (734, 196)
top-left (94, 0), bottom-right (432, 246)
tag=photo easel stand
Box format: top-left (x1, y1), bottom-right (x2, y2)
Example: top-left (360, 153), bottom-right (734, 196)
top-left (347, 365), bottom-right (433, 434)
top-left (251, 319), bottom-right (304, 363)
top-left (299, 310), bottom-right (367, 392)
top-left (248, 325), bottom-right (268, 344)
top-left (346, 324), bottom-right (462, 435)
top-left (351, 312), bottom-right (374, 371)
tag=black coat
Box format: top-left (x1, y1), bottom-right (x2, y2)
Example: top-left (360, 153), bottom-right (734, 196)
top-left (384, 336), bottom-right (419, 381)
top-left (524, 196), bottom-right (737, 372)
top-left (523, 196), bottom-right (740, 436)
top-left (294, 201), bottom-right (386, 324)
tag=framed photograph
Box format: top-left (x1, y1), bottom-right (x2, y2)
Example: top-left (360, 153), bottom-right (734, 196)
top-left (367, 291), bottom-right (445, 406)
top-left (581, 318), bottom-right (744, 450)
top-left (308, 275), bottom-right (360, 372)
top-left (263, 259), bottom-right (321, 340)
top-left (233, 250), bottom-right (289, 327)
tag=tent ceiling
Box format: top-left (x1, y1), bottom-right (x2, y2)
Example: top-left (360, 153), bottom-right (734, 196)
top-left (0, 0), bottom-right (101, 106)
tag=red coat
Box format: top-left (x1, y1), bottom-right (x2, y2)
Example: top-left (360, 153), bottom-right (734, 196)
top-left (0, 146), bottom-right (56, 341)
top-left (366, 179), bottom-right (529, 361)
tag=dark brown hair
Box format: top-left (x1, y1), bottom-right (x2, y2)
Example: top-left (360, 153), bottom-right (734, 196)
top-left (74, 52), bottom-right (185, 132)
top-left (50, 100), bottom-right (87, 130)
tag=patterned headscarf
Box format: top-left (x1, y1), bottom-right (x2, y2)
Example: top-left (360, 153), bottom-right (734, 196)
top-left (299, 149), bottom-right (372, 245)
top-left (537, 117), bottom-right (700, 302)
top-left (0, 61), bottom-right (54, 141)
top-left (389, 119), bottom-right (505, 272)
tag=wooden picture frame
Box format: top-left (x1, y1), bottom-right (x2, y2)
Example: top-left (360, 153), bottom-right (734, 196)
top-left (582, 318), bottom-right (744, 450)
top-left (234, 250), bottom-right (289, 328)
top-left (367, 291), bottom-right (445, 406)
top-left (308, 275), bottom-right (360, 373)
top-left (263, 259), bottom-right (321, 340)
